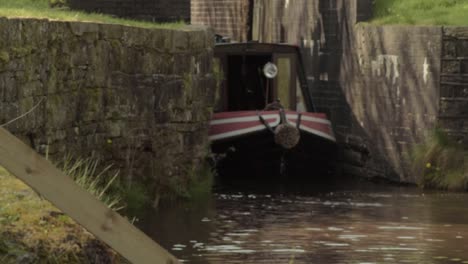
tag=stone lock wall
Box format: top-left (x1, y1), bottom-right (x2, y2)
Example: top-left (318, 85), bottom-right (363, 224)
top-left (341, 25), bottom-right (443, 182)
top-left (0, 18), bottom-right (216, 196)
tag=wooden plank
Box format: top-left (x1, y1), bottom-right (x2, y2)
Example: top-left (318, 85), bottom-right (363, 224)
top-left (0, 128), bottom-right (179, 264)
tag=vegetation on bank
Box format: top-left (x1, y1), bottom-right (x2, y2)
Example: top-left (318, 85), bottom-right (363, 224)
top-left (0, 166), bottom-right (123, 263)
top-left (0, 153), bottom-right (214, 262)
top-left (412, 128), bottom-right (468, 191)
top-left (0, 0), bottom-right (184, 29)
top-left (156, 162), bottom-right (215, 207)
top-left (371, 0), bottom-right (468, 25)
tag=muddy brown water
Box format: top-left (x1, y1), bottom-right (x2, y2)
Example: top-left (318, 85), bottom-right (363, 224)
top-left (141, 182), bottom-right (468, 264)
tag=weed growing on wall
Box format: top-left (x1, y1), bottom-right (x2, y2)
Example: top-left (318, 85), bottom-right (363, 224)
top-left (159, 161), bottom-right (215, 204)
top-left (411, 128), bottom-right (468, 190)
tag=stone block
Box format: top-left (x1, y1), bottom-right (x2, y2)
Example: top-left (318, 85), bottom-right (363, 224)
top-left (98, 23), bottom-right (124, 40)
top-left (172, 54), bottom-right (193, 75)
top-left (145, 28), bottom-right (173, 52)
top-left (171, 30), bottom-right (190, 52)
top-left (69, 21), bottom-right (100, 36)
top-left (444, 27), bottom-right (468, 38)
top-left (439, 118), bottom-right (465, 131)
top-left (442, 60), bottom-right (460, 74)
top-left (188, 29), bottom-right (207, 51)
top-left (440, 100), bottom-right (468, 117)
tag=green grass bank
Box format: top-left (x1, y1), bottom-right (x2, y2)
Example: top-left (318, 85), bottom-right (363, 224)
top-left (371, 0), bottom-right (468, 25)
top-left (0, 166), bottom-right (124, 263)
top-left (0, 0), bottom-right (184, 28)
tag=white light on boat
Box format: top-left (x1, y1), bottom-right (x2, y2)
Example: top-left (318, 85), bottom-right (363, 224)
top-left (263, 62), bottom-right (278, 79)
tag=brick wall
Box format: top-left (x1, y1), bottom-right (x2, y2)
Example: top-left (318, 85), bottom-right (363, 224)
top-left (191, 0), bottom-right (251, 42)
top-left (68, 0), bottom-right (190, 22)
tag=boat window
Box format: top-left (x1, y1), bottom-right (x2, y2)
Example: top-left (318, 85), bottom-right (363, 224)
top-left (274, 54), bottom-right (298, 110)
top-left (277, 57), bottom-right (291, 109)
top-left (226, 55), bottom-right (272, 111)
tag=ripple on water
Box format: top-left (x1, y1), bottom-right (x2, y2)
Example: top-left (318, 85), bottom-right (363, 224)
top-left (323, 243), bottom-right (350, 247)
top-left (225, 232), bottom-right (251, 236)
top-left (322, 201), bottom-right (384, 207)
top-left (172, 244), bottom-right (186, 251)
top-left (377, 226), bottom-right (426, 230)
top-left (369, 247), bottom-right (419, 251)
top-left (193, 243), bottom-right (204, 249)
top-left (339, 234), bottom-right (368, 241)
top-left (328, 227), bottom-right (345, 231)
top-left (204, 245), bottom-right (256, 254)
top-left (233, 212), bottom-right (251, 216)
top-left (271, 249), bottom-right (306, 253)
top-left (305, 227), bottom-right (323, 231)
top-left (433, 256), bottom-right (449, 260)
top-left (150, 190), bottom-right (468, 263)
top-left (238, 229), bottom-right (259, 232)
top-left (426, 238), bottom-right (445, 242)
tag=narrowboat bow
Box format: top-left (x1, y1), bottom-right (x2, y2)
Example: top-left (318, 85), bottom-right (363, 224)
top-left (209, 42), bottom-right (337, 178)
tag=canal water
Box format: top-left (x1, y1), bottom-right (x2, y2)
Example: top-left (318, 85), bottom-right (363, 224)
top-left (142, 180), bottom-right (468, 264)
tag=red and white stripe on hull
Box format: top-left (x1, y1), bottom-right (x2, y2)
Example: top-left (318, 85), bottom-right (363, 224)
top-left (209, 111), bottom-right (280, 141)
top-left (209, 111), bottom-right (336, 142)
top-left (285, 111), bottom-right (336, 142)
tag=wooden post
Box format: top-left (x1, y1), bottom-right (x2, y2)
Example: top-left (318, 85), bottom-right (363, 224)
top-left (0, 128), bottom-right (179, 264)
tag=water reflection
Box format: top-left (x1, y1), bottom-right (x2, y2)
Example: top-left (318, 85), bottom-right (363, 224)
top-left (141, 185), bottom-right (468, 263)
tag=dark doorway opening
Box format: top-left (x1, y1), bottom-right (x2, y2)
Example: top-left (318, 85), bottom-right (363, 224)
top-left (227, 55), bottom-right (272, 111)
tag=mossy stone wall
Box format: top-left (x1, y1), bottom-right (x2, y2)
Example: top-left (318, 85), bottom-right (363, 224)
top-left (0, 18), bottom-right (216, 198)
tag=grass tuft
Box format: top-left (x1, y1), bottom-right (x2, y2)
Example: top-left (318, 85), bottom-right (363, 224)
top-left (371, 0), bottom-right (468, 25)
top-left (411, 128), bottom-right (468, 190)
top-left (0, 0), bottom-right (185, 29)
top-left (59, 156), bottom-right (124, 211)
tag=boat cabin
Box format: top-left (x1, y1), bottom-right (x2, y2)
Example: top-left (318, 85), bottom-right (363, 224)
top-left (210, 43), bottom-right (337, 180)
top-left (213, 43), bottom-right (314, 113)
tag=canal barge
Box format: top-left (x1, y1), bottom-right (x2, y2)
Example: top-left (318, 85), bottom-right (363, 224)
top-left (209, 42), bottom-right (337, 179)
